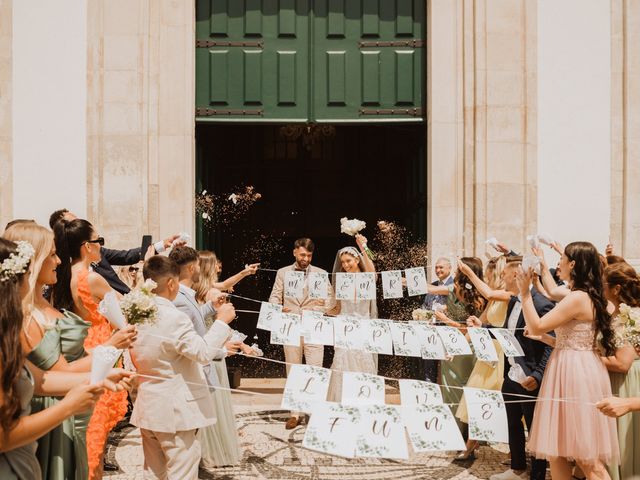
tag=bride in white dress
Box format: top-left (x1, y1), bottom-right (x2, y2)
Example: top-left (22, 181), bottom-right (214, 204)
top-left (327, 234), bottom-right (379, 402)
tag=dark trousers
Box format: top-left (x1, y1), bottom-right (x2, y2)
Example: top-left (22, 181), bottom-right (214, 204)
top-left (502, 377), bottom-right (547, 480)
top-left (423, 359), bottom-right (438, 383)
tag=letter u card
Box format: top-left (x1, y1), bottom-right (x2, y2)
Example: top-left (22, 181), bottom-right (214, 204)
top-left (356, 405), bottom-right (408, 459)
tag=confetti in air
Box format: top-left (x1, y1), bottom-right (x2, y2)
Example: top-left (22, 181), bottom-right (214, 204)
top-left (196, 185), bottom-right (262, 227)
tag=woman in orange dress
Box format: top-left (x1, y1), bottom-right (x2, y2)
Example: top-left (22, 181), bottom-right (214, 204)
top-left (52, 219), bottom-right (130, 480)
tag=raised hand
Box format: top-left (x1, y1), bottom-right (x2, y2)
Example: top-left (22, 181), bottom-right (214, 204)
top-left (355, 234), bottom-right (368, 251)
top-left (243, 263), bottom-right (260, 276)
top-left (457, 259), bottom-right (472, 275)
top-left (215, 303), bottom-right (236, 325)
top-left (516, 267), bottom-right (533, 298)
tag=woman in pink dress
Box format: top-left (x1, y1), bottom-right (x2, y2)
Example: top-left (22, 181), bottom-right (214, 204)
top-left (517, 241), bottom-right (619, 480)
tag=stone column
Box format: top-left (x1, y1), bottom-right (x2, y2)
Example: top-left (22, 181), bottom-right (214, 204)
top-left (611, 0), bottom-right (640, 265)
top-left (427, 0), bottom-right (536, 260)
top-left (86, 0), bottom-right (195, 248)
top-left (0, 0), bottom-right (12, 228)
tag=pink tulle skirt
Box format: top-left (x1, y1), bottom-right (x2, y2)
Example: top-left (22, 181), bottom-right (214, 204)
top-left (529, 348), bottom-right (619, 465)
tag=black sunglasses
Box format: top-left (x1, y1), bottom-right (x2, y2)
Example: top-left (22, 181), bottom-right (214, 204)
top-left (84, 237), bottom-right (105, 246)
top-left (128, 266), bottom-right (139, 273)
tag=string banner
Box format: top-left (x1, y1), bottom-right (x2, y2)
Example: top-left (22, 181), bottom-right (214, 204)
top-left (467, 327), bottom-right (499, 362)
top-left (284, 271), bottom-right (305, 299)
top-left (403, 404), bottom-right (466, 452)
top-left (464, 387), bottom-right (509, 443)
top-left (281, 364), bottom-right (331, 414)
top-left (308, 271), bottom-right (329, 300)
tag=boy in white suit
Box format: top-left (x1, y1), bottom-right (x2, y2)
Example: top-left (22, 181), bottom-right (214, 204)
top-left (130, 255), bottom-right (234, 479)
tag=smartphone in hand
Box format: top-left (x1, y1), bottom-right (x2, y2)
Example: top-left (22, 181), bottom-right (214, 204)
top-left (141, 235), bottom-right (152, 260)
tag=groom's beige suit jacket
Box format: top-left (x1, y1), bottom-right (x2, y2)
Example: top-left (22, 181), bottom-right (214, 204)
top-left (130, 296), bottom-right (230, 433)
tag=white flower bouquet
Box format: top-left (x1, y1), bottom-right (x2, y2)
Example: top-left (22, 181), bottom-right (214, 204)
top-left (619, 303), bottom-right (640, 352)
top-left (120, 279), bottom-right (158, 326)
top-left (340, 217), bottom-right (375, 260)
top-left (411, 308), bottom-right (434, 322)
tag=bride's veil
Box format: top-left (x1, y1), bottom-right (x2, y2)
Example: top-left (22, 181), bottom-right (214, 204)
top-left (332, 246), bottom-right (378, 318)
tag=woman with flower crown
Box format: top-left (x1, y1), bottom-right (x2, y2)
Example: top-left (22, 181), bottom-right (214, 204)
top-left (0, 237), bottom-right (133, 480)
top-left (52, 219), bottom-right (131, 480)
top-left (326, 234), bottom-right (378, 401)
top-left (601, 261), bottom-right (640, 480)
top-left (4, 222), bottom-right (136, 480)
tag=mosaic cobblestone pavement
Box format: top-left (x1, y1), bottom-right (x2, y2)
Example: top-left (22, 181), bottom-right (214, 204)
top-left (104, 379), bottom-right (545, 480)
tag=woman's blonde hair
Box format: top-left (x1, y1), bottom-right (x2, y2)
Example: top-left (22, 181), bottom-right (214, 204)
top-left (484, 255), bottom-right (506, 291)
top-left (3, 222), bottom-right (55, 324)
top-left (193, 250), bottom-right (220, 303)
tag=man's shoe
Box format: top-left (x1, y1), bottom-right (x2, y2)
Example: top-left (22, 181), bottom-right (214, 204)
top-left (285, 417), bottom-right (301, 430)
top-left (489, 469), bottom-right (527, 480)
top-left (103, 461), bottom-right (119, 472)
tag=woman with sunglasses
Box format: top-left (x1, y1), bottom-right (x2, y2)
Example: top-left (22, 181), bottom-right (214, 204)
top-left (52, 219), bottom-right (129, 480)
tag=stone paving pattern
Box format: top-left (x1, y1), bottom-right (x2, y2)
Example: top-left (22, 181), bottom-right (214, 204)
top-left (105, 379), bottom-right (545, 480)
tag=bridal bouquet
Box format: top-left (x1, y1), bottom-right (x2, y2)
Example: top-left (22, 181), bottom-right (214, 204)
top-left (340, 217), bottom-right (375, 260)
top-left (411, 308), bottom-right (434, 322)
top-left (618, 303), bottom-right (640, 352)
top-left (120, 279), bottom-right (158, 326)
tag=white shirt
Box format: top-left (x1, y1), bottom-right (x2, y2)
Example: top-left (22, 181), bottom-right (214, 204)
top-left (506, 286), bottom-right (533, 332)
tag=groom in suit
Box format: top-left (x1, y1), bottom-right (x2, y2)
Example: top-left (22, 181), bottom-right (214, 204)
top-left (269, 238), bottom-right (335, 429)
top-left (484, 256), bottom-right (555, 480)
top-left (131, 255), bottom-right (235, 479)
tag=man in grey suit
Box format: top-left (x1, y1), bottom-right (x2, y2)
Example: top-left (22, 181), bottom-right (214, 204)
top-left (169, 246), bottom-right (240, 386)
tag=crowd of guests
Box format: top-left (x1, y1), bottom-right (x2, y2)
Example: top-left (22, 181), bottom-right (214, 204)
top-left (0, 212), bottom-right (259, 479)
top-left (1, 210), bottom-right (639, 480)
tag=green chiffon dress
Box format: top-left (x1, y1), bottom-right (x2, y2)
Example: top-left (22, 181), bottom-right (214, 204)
top-left (608, 357), bottom-right (640, 480)
top-left (27, 310), bottom-right (91, 480)
top-left (440, 291), bottom-right (477, 431)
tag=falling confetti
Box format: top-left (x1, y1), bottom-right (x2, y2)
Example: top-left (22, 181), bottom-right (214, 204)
top-left (196, 185), bottom-right (263, 227)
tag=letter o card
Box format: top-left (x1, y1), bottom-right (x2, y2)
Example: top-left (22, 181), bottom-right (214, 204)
top-left (341, 372), bottom-right (385, 406)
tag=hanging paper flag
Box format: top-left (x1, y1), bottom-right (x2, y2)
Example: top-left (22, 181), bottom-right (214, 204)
top-left (334, 316), bottom-right (365, 350)
top-left (284, 271), bottom-right (305, 299)
top-left (491, 328), bottom-right (525, 357)
top-left (464, 387), bottom-right (509, 443)
top-left (302, 310), bottom-right (334, 346)
top-left (381, 270), bottom-right (403, 299)
top-left (398, 379), bottom-right (444, 406)
top-left (256, 302), bottom-right (282, 331)
top-left (355, 272), bottom-right (376, 300)
top-left (281, 364), bottom-right (332, 414)
top-left (356, 405), bottom-right (409, 459)
top-left (405, 267), bottom-right (428, 296)
top-left (303, 402), bottom-right (361, 458)
top-left (390, 322), bottom-right (424, 357)
top-left (403, 404), bottom-right (466, 452)
top-left (361, 319), bottom-right (393, 355)
top-left (437, 326), bottom-right (473, 356)
top-left (467, 327), bottom-right (499, 362)
top-left (341, 372), bottom-right (386, 406)
top-left (308, 271), bottom-right (329, 300)
top-left (418, 324), bottom-right (448, 360)
top-left (271, 312), bottom-right (302, 346)
top-left (335, 272), bottom-right (356, 301)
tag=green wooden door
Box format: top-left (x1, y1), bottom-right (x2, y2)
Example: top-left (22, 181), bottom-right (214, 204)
top-left (195, 0), bottom-right (425, 123)
top-left (312, 0), bottom-right (425, 122)
top-left (196, 0), bottom-right (310, 122)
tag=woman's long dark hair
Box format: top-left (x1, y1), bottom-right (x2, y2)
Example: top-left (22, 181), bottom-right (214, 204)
top-left (52, 219), bottom-right (95, 312)
top-left (565, 242), bottom-right (615, 355)
top-left (0, 238), bottom-right (28, 436)
top-left (455, 257), bottom-right (487, 317)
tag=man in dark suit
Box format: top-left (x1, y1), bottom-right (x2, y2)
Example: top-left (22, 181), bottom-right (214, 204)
top-left (49, 209), bottom-right (182, 294)
top-left (478, 256), bottom-right (555, 480)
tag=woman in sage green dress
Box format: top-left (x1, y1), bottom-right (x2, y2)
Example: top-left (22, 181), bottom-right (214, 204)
top-left (428, 257), bottom-right (486, 433)
top-left (0, 237), bottom-right (115, 480)
top-left (602, 262), bottom-right (640, 480)
top-left (4, 223), bottom-right (136, 480)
